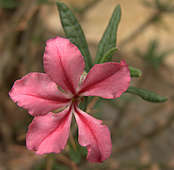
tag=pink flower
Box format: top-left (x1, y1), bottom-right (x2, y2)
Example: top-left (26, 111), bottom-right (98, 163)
top-left (9, 37), bottom-right (130, 162)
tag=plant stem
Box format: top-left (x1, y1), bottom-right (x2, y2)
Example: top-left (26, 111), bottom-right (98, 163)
top-left (56, 154), bottom-right (79, 170)
top-left (70, 130), bottom-right (77, 151)
top-left (86, 97), bottom-right (98, 113)
top-left (46, 154), bottom-right (54, 170)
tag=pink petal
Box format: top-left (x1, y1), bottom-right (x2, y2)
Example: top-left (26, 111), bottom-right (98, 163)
top-left (9, 73), bottom-right (70, 116)
top-left (79, 61), bottom-right (130, 99)
top-left (74, 106), bottom-right (112, 162)
top-left (26, 106), bottom-right (72, 154)
top-left (44, 36), bottom-right (85, 94)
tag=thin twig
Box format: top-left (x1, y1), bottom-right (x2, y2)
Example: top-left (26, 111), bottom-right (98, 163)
top-left (124, 102), bottom-right (169, 132)
top-left (46, 155), bottom-right (54, 170)
top-left (0, 0), bottom-right (39, 87)
top-left (112, 100), bottom-right (132, 132)
top-left (86, 97), bottom-right (98, 113)
top-left (114, 110), bottom-right (174, 154)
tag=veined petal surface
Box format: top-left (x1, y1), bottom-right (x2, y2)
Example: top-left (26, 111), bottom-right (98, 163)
top-left (44, 37), bottom-right (85, 94)
top-left (74, 106), bottom-right (112, 162)
top-left (26, 107), bottom-right (72, 154)
top-left (9, 73), bottom-right (70, 116)
top-left (79, 61), bottom-right (130, 99)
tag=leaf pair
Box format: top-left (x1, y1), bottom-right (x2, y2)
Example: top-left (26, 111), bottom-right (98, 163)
top-left (57, 2), bottom-right (121, 68)
top-left (56, 1), bottom-right (167, 103)
top-left (57, 2), bottom-right (142, 76)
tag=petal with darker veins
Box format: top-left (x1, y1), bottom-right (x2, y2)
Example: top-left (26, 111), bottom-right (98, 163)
top-left (79, 61), bottom-right (130, 99)
top-left (26, 107), bottom-right (72, 154)
top-left (44, 37), bottom-right (85, 94)
top-left (74, 106), bottom-right (112, 162)
top-left (9, 73), bottom-right (70, 116)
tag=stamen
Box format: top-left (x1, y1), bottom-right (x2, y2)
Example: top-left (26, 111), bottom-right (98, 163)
top-left (79, 71), bottom-right (87, 86)
top-left (72, 96), bottom-right (83, 105)
top-left (52, 105), bottom-right (68, 113)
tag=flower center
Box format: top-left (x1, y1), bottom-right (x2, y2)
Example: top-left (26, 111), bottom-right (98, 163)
top-left (72, 95), bottom-right (82, 104)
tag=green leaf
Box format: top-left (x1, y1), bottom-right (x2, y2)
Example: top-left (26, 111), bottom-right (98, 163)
top-left (126, 86), bottom-right (168, 103)
top-left (68, 137), bottom-right (87, 164)
top-left (129, 66), bottom-right (142, 77)
top-left (68, 146), bottom-right (82, 164)
top-left (57, 2), bottom-right (93, 72)
top-left (95, 4), bottom-right (121, 64)
top-left (0, 0), bottom-right (17, 8)
top-left (100, 47), bottom-right (117, 63)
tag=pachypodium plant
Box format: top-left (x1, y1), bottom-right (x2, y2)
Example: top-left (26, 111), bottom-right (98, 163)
top-left (9, 1), bottom-right (167, 164)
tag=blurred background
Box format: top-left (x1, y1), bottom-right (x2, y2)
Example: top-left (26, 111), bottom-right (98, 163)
top-left (0, 0), bottom-right (174, 169)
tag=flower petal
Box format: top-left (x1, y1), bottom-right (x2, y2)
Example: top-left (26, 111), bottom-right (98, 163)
top-left (9, 73), bottom-right (70, 116)
top-left (26, 106), bottom-right (72, 154)
top-left (74, 106), bottom-right (112, 162)
top-left (79, 61), bottom-right (130, 99)
top-left (44, 36), bottom-right (85, 94)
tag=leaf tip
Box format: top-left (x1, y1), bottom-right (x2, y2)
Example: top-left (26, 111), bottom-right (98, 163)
top-left (129, 66), bottom-right (142, 78)
top-left (158, 96), bottom-right (168, 103)
top-left (56, 1), bottom-right (66, 9)
top-left (115, 4), bottom-right (121, 13)
top-left (127, 86), bottom-right (168, 103)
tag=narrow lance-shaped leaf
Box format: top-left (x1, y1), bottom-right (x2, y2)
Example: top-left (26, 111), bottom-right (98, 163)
top-left (56, 2), bottom-right (93, 71)
top-left (126, 86), bottom-right (168, 103)
top-left (100, 47), bottom-right (117, 63)
top-left (95, 5), bottom-right (121, 64)
top-left (129, 66), bottom-right (142, 77)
